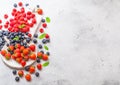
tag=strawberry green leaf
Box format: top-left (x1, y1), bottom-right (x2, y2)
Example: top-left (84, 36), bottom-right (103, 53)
top-left (44, 45), bottom-right (49, 50)
top-left (39, 33), bottom-right (46, 39)
top-left (42, 62), bottom-right (49, 67)
top-left (46, 17), bottom-right (51, 23)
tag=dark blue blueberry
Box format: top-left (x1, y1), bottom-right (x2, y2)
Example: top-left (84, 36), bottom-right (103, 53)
top-left (26, 32), bottom-right (29, 35)
top-left (20, 42), bottom-right (24, 46)
top-left (36, 58), bottom-right (40, 63)
top-left (46, 52), bottom-right (50, 56)
top-left (33, 39), bottom-right (37, 44)
top-left (15, 77), bottom-right (20, 82)
top-left (34, 34), bottom-right (38, 38)
top-left (35, 72), bottom-right (39, 77)
top-left (25, 3), bottom-right (29, 6)
top-left (6, 43), bottom-right (9, 47)
top-left (41, 19), bottom-right (45, 23)
top-left (26, 38), bottom-right (31, 43)
top-left (38, 44), bottom-right (42, 49)
top-left (37, 5), bottom-right (40, 8)
top-left (42, 39), bottom-right (46, 44)
top-left (40, 50), bottom-right (44, 54)
top-left (12, 70), bottom-right (17, 75)
top-left (25, 66), bottom-right (30, 71)
top-left (14, 3), bottom-right (17, 8)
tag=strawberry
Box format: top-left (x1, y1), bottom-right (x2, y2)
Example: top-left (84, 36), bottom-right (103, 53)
top-left (5, 53), bottom-right (11, 60)
top-left (15, 43), bottom-right (21, 49)
top-left (15, 52), bottom-right (21, 58)
top-left (20, 60), bottom-right (26, 67)
top-left (25, 74), bottom-right (31, 81)
top-left (29, 66), bottom-right (35, 74)
top-left (20, 46), bottom-right (25, 52)
top-left (1, 50), bottom-right (7, 56)
top-left (37, 64), bottom-right (42, 70)
top-left (29, 44), bottom-right (35, 51)
top-left (24, 55), bottom-right (29, 61)
top-left (16, 58), bottom-right (22, 63)
top-left (23, 49), bottom-right (29, 55)
top-left (37, 52), bottom-right (43, 59)
top-left (37, 8), bottom-right (43, 15)
top-left (18, 70), bottom-right (24, 77)
top-left (30, 53), bottom-right (36, 60)
top-left (14, 48), bottom-right (21, 53)
top-left (42, 54), bottom-right (48, 61)
top-left (8, 45), bottom-right (14, 51)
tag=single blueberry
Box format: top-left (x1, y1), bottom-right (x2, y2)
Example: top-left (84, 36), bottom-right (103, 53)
top-left (12, 70), bottom-right (17, 75)
top-left (38, 44), bottom-right (42, 49)
top-left (35, 72), bottom-right (39, 77)
top-left (15, 77), bottom-right (20, 82)
top-left (14, 3), bottom-right (17, 8)
top-left (41, 19), bottom-right (45, 23)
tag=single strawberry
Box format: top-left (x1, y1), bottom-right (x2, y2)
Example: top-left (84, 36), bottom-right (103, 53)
top-left (8, 45), bottom-right (14, 51)
top-left (42, 54), bottom-right (48, 61)
top-left (1, 50), bottom-right (7, 56)
top-left (30, 53), bottom-right (36, 60)
top-left (23, 49), bottom-right (29, 55)
top-left (5, 53), bottom-right (11, 60)
top-left (29, 44), bottom-right (35, 51)
top-left (29, 66), bottom-right (35, 74)
top-left (37, 64), bottom-right (42, 70)
top-left (18, 70), bottom-right (24, 77)
top-left (25, 74), bottom-right (31, 81)
top-left (37, 52), bottom-right (43, 59)
top-left (20, 60), bottom-right (26, 67)
top-left (15, 43), bottom-right (21, 49)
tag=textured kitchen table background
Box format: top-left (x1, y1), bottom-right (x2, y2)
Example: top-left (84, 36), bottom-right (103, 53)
top-left (0, 0), bottom-right (120, 85)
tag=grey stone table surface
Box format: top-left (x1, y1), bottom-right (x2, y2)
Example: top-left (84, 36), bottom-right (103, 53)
top-left (0, 0), bottom-right (120, 85)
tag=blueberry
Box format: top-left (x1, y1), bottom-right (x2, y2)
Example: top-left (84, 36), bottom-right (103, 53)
top-left (41, 19), bottom-right (45, 23)
top-left (25, 3), bottom-right (29, 6)
top-left (26, 32), bottom-right (29, 35)
top-left (33, 39), bottom-right (37, 44)
top-left (38, 44), bottom-right (42, 49)
top-left (12, 70), bottom-right (17, 75)
top-left (15, 77), bottom-right (20, 82)
top-left (25, 66), bottom-right (30, 71)
top-left (46, 52), bottom-right (50, 56)
top-left (6, 43), bottom-right (9, 47)
top-left (42, 39), bottom-right (46, 44)
top-left (26, 38), bottom-right (31, 43)
top-left (14, 3), bottom-right (17, 8)
top-left (35, 72), bottom-right (39, 77)
top-left (37, 5), bottom-right (40, 8)
top-left (36, 58), bottom-right (40, 63)
top-left (40, 50), bottom-right (44, 54)
top-left (34, 34), bottom-right (38, 38)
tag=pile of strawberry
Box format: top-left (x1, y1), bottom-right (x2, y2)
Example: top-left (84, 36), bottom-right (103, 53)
top-left (0, 2), bottom-right (50, 82)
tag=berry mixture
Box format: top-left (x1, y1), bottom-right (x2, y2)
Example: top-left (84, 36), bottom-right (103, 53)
top-left (0, 2), bottom-right (51, 82)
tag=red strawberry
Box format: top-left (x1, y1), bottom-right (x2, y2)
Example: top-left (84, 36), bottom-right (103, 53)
top-left (5, 53), bottom-right (11, 60)
top-left (16, 58), bottom-right (22, 63)
top-left (20, 60), bottom-right (26, 67)
top-left (18, 70), bottom-right (24, 77)
top-left (37, 64), bottom-right (42, 70)
top-left (37, 52), bottom-right (43, 59)
top-left (15, 52), bottom-right (21, 58)
top-left (29, 66), bottom-right (35, 74)
top-left (23, 49), bottom-right (29, 55)
top-left (30, 53), bottom-right (36, 60)
top-left (29, 44), bottom-right (35, 51)
top-left (15, 44), bottom-right (21, 49)
top-left (42, 54), bottom-right (48, 61)
top-left (8, 45), bottom-right (14, 51)
top-left (1, 50), bottom-right (7, 56)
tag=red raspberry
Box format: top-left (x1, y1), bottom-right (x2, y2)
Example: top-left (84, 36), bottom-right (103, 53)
top-left (39, 28), bottom-right (44, 33)
top-left (42, 23), bottom-right (47, 28)
top-left (18, 2), bottom-right (23, 6)
top-left (4, 14), bottom-right (8, 19)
